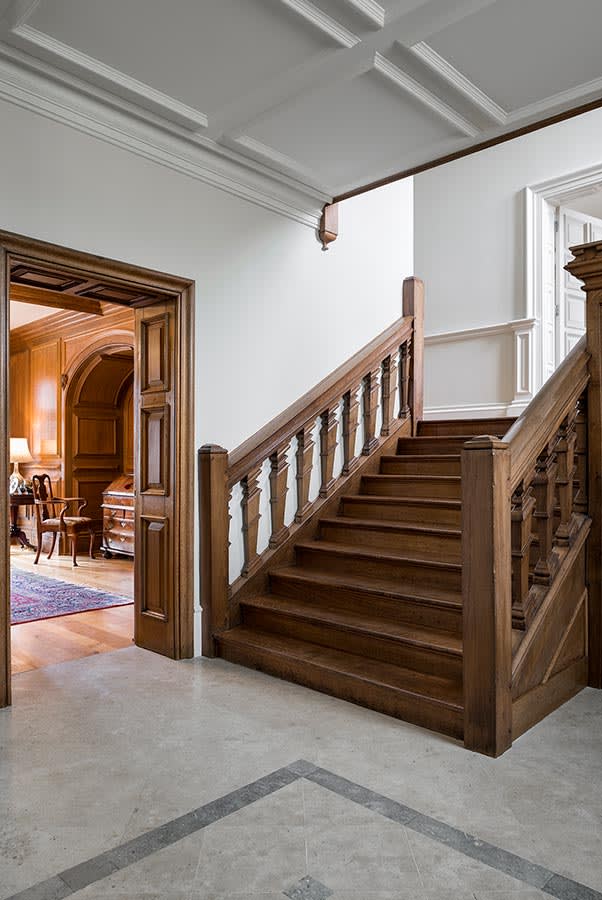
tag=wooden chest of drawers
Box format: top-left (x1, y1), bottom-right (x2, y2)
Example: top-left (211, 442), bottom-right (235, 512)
top-left (102, 474), bottom-right (135, 558)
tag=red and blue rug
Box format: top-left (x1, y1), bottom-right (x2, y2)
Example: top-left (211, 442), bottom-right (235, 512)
top-left (10, 570), bottom-right (132, 625)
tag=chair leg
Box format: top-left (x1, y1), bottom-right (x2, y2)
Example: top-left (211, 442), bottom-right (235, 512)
top-left (89, 530), bottom-right (95, 559)
top-left (34, 533), bottom-right (42, 564)
top-left (71, 535), bottom-right (78, 567)
top-left (47, 533), bottom-right (57, 560)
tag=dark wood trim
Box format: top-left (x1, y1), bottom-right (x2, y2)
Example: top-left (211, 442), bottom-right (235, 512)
top-left (333, 96), bottom-right (602, 204)
top-left (199, 446), bottom-right (230, 657)
top-left (402, 277), bottom-right (424, 435)
top-left (229, 314), bottom-right (413, 486)
top-left (10, 283), bottom-right (103, 316)
top-left (318, 203), bottom-right (339, 250)
top-left (0, 230), bottom-right (195, 707)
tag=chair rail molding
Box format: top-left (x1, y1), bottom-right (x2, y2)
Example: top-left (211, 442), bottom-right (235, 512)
top-left (424, 317), bottom-right (536, 418)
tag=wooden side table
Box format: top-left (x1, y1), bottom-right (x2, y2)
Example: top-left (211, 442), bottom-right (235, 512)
top-left (9, 492), bottom-right (36, 550)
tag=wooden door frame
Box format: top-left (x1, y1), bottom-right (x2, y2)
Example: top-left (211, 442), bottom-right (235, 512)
top-left (0, 230), bottom-right (195, 707)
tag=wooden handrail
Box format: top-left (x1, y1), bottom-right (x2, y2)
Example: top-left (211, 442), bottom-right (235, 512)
top-left (228, 314), bottom-right (413, 487)
top-left (503, 335), bottom-right (590, 489)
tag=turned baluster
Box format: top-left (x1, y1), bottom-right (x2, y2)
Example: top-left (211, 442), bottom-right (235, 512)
top-left (342, 384), bottom-right (361, 474)
top-left (268, 443), bottom-right (290, 549)
top-left (295, 422), bottom-right (315, 523)
top-left (573, 394), bottom-right (588, 515)
top-left (241, 466), bottom-right (262, 576)
top-left (510, 476), bottom-right (536, 630)
top-left (380, 352), bottom-right (398, 436)
top-left (319, 406), bottom-right (339, 497)
top-left (362, 367), bottom-right (380, 454)
top-left (531, 441), bottom-right (559, 585)
top-left (555, 410), bottom-right (578, 546)
top-left (399, 339), bottom-right (411, 418)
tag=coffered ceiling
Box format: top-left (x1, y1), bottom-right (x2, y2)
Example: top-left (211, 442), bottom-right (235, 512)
top-left (0, 0), bottom-right (601, 224)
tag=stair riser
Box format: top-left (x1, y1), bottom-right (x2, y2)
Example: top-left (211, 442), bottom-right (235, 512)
top-left (380, 458), bottom-right (461, 476)
top-left (295, 546), bottom-right (462, 591)
top-left (361, 476), bottom-right (461, 500)
top-left (241, 606), bottom-right (463, 680)
top-left (269, 573), bottom-right (463, 634)
top-left (339, 498), bottom-right (461, 527)
top-left (318, 523), bottom-right (461, 563)
top-left (397, 438), bottom-right (467, 454)
top-left (419, 419), bottom-right (512, 437)
top-left (216, 638), bottom-right (464, 740)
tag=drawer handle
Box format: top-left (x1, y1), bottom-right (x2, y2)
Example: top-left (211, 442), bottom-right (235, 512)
top-left (120, 536), bottom-right (126, 542)
top-left (121, 521), bottom-right (127, 528)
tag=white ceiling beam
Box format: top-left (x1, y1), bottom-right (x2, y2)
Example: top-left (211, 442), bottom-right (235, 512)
top-left (506, 73), bottom-right (602, 125)
top-left (410, 41), bottom-right (507, 124)
top-left (373, 52), bottom-right (480, 137)
top-left (277, 0), bottom-right (360, 48)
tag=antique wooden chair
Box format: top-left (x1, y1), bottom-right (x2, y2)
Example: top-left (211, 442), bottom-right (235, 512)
top-left (31, 474), bottom-right (95, 567)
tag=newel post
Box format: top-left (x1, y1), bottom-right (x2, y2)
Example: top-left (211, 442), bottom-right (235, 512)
top-left (566, 242), bottom-right (602, 688)
top-left (199, 445), bottom-right (230, 658)
top-left (462, 437), bottom-right (513, 756)
top-left (402, 277), bottom-right (424, 435)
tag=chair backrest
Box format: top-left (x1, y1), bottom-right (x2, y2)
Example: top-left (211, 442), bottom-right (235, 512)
top-left (31, 473), bottom-right (57, 523)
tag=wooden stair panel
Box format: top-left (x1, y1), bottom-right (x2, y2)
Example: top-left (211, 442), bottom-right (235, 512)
top-left (240, 595), bottom-right (463, 679)
top-left (216, 626), bottom-right (464, 740)
top-left (361, 474), bottom-right (461, 500)
top-left (380, 454), bottom-right (461, 476)
top-left (338, 495), bottom-right (462, 527)
top-left (318, 517), bottom-right (461, 563)
top-left (269, 568), bottom-right (463, 634)
top-left (294, 541), bottom-right (462, 592)
top-left (418, 418), bottom-right (514, 437)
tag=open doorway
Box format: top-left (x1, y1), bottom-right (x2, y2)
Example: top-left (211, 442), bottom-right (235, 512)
top-left (1, 230), bottom-right (195, 707)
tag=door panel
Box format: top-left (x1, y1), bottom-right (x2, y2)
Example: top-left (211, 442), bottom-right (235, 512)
top-left (135, 302), bottom-right (178, 657)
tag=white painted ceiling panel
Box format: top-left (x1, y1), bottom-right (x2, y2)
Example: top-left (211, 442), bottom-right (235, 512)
top-left (28, 0), bottom-right (336, 113)
top-left (428, 0), bottom-right (602, 112)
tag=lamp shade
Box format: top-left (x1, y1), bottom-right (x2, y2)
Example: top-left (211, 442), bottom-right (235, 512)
top-left (10, 437), bottom-right (33, 463)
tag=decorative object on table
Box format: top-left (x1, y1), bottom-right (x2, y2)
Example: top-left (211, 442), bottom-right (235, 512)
top-left (9, 437), bottom-right (33, 494)
top-left (10, 569), bottom-right (132, 624)
top-left (9, 492), bottom-right (36, 550)
top-left (102, 474), bottom-right (135, 558)
top-left (31, 473), bottom-right (95, 567)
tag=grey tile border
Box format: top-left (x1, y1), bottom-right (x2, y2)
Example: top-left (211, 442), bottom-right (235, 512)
top-left (4, 759), bottom-right (602, 900)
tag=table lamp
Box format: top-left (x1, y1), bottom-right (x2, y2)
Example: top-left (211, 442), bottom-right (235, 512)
top-left (9, 437), bottom-right (33, 494)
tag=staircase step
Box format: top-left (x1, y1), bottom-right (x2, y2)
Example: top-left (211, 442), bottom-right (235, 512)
top-left (397, 436), bottom-right (471, 454)
top-left (418, 417), bottom-right (514, 437)
top-left (240, 594), bottom-right (462, 678)
top-left (361, 474), bottom-right (461, 499)
top-left (216, 626), bottom-right (463, 740)
top-left (270, 567), bottom-right (462, 633)
top-left (339, 495), bottom-right (462, 527)
top-left (294, 541), bottom-right (462, 591)
top-left (380, 454), bottom-right (461, 476)
top-left (318, 517), bottom-right (461, 562)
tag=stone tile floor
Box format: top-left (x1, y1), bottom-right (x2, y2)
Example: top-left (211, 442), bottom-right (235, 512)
top-left (1, 647), bottom-right (601, 899)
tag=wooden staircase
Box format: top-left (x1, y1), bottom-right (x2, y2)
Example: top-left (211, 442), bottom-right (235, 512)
top-left (216, 418), bottom-right (512, 741)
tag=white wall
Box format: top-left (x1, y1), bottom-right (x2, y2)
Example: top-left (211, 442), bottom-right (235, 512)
top-left (0, 98), bottom-right (413, 650)
top-left (414, 106), bottom-right (602, 416)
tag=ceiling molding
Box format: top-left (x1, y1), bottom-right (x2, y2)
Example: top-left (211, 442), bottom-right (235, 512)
top-left (506, 73), bottom-right (602, 125)
top-left (372, 51), bottom-right (480, 137)
top-left (341, 0), bottom-right (385, 28)
top-left (13, 24), bottom-right (210, 130)
top-left (228, 134), bottom-right (331, 193)
top-left (277, 0), bottom-right (359, 48)
top-left (410, 41), bottom-right (507, 124)
top-left (0, 47), bottom-right (328, 228)
top-left (0, 0), bottom-right (41, 30)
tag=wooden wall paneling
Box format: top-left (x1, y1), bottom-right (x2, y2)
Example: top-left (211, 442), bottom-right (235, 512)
top-left (122, 379), bottom-right (134, 474)
top-left (9, 348), bottom-right (30, 440)
top-left (30, 340), bottom-right (61, 458)
top-left (1, 247), bottom-right (10, 708)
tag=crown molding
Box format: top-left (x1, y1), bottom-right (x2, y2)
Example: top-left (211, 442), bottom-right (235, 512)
top-left (0, 45), bottom-right (329, 228)
top-left (13, 24), bottom-right (209, 130)
top-left (410, 41), bottom-right (507, 124)
top-left (229, 134), bottom-right (331, 193)
top-left (278, 0), bottom-right (359, 48)
top-left (373, 52), bottom-right (480, 137)
top-left (341, 0), bottom-right (385, 28)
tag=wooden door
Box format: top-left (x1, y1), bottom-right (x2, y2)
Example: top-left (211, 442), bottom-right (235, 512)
top-left (556, 207), bottom-right (602, 363)
top-left (135, 301), bottom-right (178, 657)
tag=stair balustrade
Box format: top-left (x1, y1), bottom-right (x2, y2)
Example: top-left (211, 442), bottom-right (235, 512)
top-left (199, 277), bottom-right (424, 656)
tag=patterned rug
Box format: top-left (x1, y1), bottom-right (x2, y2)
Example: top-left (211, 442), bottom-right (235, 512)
top-left (10, 569), bottom-right (132, 624)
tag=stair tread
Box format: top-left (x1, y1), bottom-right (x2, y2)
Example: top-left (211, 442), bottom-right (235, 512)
top-left (364, 474), bottom-right (461, 482)
top-left (273, 566), bottom-right (462, 607)
top-left (297, 539), bottom-right (462, 571)
top-left (241, 594), bottom-right (462, 654)
top-left (383, 454), bottom-right (461, 461)
top-left (319, 516), bottom-right (461, 537)
top-left (218, 626), bottom-right (463, 708)
top-left (341, 495), bottom-right (461, 508)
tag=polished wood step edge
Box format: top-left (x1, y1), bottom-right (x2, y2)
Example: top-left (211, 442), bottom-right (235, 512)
top-left (297, 540), bottom-right (462, 572)
top-left (319, 517), bottom-right (461, 537)
top-left (340, 495), bottom-right (462, 509)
